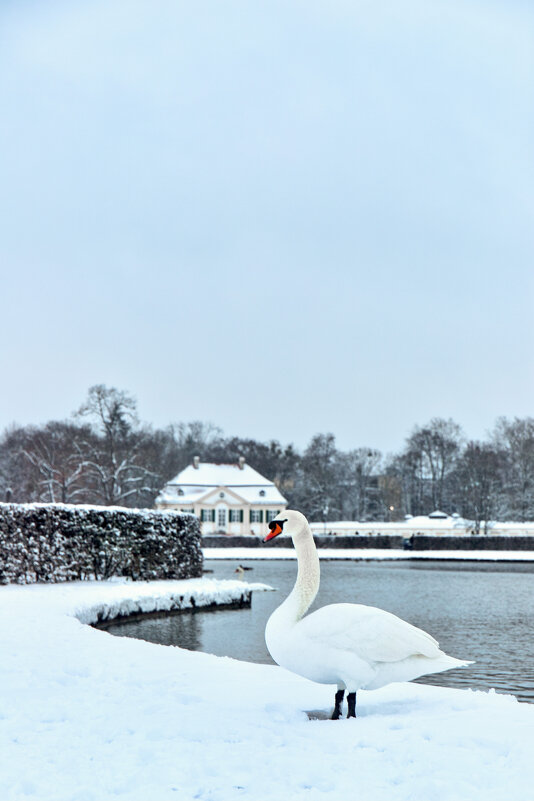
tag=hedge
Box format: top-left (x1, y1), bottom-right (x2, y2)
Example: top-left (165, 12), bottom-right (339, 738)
top-left (0, 503), bottom-right (203, 584)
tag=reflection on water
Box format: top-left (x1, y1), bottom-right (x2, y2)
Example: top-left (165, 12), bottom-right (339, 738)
top-left (107, 611), bottom-right (203, 653)
top-left (105, 559), bottom-right (534, 703)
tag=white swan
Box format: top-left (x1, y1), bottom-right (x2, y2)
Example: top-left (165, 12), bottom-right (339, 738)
top-left (264, 510), bottom-right (472, 719)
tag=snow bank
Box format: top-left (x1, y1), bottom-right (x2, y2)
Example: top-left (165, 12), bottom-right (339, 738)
top-left (1, 579), bottom-right (533, 801)
top-left (204, 547), bottom-right (534, 562)
top-left (310, 516), bottom-right (534, 536)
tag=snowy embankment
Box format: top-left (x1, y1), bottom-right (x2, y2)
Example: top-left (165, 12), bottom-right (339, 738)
top-left (1, 580), bottom-right (534, 801)
top-left (204, 547), bottom-right (534, 561)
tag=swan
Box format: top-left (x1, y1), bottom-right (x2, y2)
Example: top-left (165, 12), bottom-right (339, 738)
top-left (263, 510), bottom-right (472, 719)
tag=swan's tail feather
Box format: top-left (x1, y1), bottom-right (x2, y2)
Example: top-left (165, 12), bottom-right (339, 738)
top-left (367, 654), bottom-right (474, 689)
top-left (426, 654), bottom-right (474, 674)
top-left (449, 658), bottom-right (474, 669)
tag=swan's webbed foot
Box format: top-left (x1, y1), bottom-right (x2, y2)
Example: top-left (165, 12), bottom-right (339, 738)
top-left (331, 689), bottom-right (345, 720)
top-left (347, 691), bottom-right (356, 718)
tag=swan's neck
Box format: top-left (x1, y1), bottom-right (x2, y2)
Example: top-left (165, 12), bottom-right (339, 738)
top-left (276, 528), bottom-right (320, 625)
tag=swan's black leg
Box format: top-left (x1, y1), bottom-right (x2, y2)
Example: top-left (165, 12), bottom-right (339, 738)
top-left (347, 692), bottom-right (356, 719)
top-left (332, 689), bottom-right (345, 720)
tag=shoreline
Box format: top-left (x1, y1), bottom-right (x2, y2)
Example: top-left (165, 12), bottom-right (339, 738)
top-left (2, 576), bottom-right (534, 800)
top-left (203, 547), bottom-right (534, 562)
top-left (91, 594), bottom-right (255, 629)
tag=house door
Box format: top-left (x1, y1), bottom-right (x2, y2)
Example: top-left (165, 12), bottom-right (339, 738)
top-left (218, 508), bottom-right (227, 530)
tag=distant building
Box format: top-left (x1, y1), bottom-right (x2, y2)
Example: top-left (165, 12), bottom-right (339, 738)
top-left (155, 456), bottom-right (287, 536)
top-left (309, 512), bottom-right (534, 537)
top-left (310, 512), bottom-right (470, 537)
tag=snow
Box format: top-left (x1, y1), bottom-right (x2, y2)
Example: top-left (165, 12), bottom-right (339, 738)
top-left (166, 462), bottom-right (277, 488)
top-left (156, 483), bottom-right (286, 506)
top-left (156, 487), bottom-right (212, 505)
top-left (2, 579), bottom-right (534, 801)
top-left (309, 517), bottom-right (534, 536)
top-left (227, 485), bottom-right (287, 504)
top-left (203, 548), bottom-right (534, 562)
top-left (156, 461), bottom-right (287, 506)
top-left (0, 501), bottom-right (190, 518)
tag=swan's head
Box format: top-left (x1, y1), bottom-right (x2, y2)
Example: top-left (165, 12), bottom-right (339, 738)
top-left (263, 509), bottom-right (309, 543)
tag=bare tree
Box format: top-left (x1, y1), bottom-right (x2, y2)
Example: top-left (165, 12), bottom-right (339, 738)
top-left (455, 442), bottom-right (504, 533)
top-left (0, 424), bottom-right (41, 502)
top-left (75, 385), bottom-right (158, 507)
top-left (171, 421), bottom-right (223, 468)
top-left (21, 421), bottom-right (92, 503)
top-left (292, 434), bottom-right (342, 520)
top-left (337, 448), bottom-right (382, 520)
top-left (387, 449), bottom-right (426, 516)
top-left (492, 417), bottom-right (534, 521)
top-left (403, 418), bottom-right (463, 512)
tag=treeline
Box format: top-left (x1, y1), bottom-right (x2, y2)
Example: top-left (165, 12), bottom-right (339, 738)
top-left (1, 385), bottom-right (533, 530)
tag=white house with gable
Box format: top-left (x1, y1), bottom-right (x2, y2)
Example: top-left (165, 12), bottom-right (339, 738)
top-left (155, 456), bottom-right (287, 536)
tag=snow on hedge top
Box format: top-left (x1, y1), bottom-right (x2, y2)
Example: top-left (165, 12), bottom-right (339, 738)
top-left (0, 501), bottom-right (190, 517)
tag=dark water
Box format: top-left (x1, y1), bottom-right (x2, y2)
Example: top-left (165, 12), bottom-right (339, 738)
top-left (106, 559), bottom-right (534, 703)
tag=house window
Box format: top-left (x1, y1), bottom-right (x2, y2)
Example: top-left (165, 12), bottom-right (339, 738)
top-left (266, 510), bottom-right (278, 523)
top-left (218, 509), bottom-right (227, 528)
top-left (250, 510), bottom-right (263, 523)
top-left (201, 509), bottom-right (216, 522)
top-left (229, 510), bottom-right (244, 523)
top-left (181, 508), bottom-right (194, 514)
top-left (259, 490), bottom-right (266, 497)
top-left (177, 488), bottom-right (184, 496)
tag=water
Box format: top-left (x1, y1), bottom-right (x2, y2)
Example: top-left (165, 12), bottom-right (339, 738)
top-left (105, 559), bottom-right (534, 703)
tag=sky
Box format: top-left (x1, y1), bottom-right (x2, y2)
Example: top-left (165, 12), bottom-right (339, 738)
top-left (0, 0), bottom-right (533, 455)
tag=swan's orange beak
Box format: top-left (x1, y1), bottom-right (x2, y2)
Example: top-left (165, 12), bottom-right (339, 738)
top-left (263, 522), bottom-right (282, 542)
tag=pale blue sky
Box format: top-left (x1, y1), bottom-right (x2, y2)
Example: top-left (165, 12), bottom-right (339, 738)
top-left (1, 0), bottom-right (533, 453)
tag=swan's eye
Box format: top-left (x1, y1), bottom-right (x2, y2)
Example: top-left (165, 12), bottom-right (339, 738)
top-left (263, 518), bottom-right (287, 542)
top-left (268, 518), bottom-right (287, 532)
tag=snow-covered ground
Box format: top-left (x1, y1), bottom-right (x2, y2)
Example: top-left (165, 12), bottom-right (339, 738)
top-left (309, 516), bottom-right (534, 536)
top-left (1, 579), bottom-right (534, 801)
top-left (204, 547), bottom-right (534, 561)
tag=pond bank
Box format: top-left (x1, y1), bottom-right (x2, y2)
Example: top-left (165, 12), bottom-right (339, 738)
top-left (2, 578), bottom-right (534, 801)
top-left (204, 547), bottom-right (534, 561)
top-left (92, 594), bottom-right (255, 629)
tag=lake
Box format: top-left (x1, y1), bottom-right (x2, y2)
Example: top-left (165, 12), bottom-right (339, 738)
top-left (105, 559), bottom-right (534, 703)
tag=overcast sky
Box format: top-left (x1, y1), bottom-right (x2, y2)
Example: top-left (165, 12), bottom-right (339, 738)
top-left (1, 0), bottom-right (533, 455)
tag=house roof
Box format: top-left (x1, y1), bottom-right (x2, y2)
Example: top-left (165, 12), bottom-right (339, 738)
top-left (156, 461), bottom-right (287, 506)
top-left (157, 488), bottom-right (211, 505)
top-left (168, 462), bottom-right (274, 487)
top-left (226, 485), bottom-right (287, 505)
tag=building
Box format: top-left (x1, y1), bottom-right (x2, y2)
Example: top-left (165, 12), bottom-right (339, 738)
top-left (155, 456), bottom-right (287, 536)
top-left (309, 511), bottom-right (472, 537)
top-left (309, 511), bottom-right (534, 537)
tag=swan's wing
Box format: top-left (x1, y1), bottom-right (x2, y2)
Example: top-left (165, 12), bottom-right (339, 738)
top-left (299, 603), bottom-right (442, 663)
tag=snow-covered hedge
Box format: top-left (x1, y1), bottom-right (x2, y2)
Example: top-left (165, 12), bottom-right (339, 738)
top-left (0, 503), bottom-right (202, 584)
